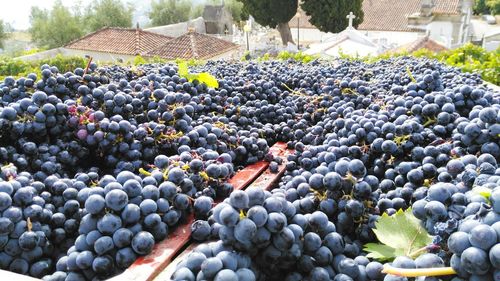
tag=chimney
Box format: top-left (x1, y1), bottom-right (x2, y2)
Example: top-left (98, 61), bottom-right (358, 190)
top-left (421, 0), bottom-right (434, 17)
top-left (135, 23), bottom-right (140, 55)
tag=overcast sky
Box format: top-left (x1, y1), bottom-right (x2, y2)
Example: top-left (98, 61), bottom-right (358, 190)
top-left (0, 0), bottom-right (79, 30)
top-left (1, 0), bottom-right (206, 31)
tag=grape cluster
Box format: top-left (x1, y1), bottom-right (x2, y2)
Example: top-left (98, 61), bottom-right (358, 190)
top-left (0, 56), bottom-right (499, 281)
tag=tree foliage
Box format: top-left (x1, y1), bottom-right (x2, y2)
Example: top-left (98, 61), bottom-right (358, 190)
top-left (487, 0), bottom-right (500, 14)
top-left (301, 0), bottom-right (364, 33)
top-left (0, 20), bottom-right (9, 49)
top-left (237, 0), bottom-right (297, 45)
top-left (238, 0), bottom-right (297, 28)
top-left (474, 0), bottom-right (491, 14)
top-left (85, 0), bottom-right (134, 32)
top-left (29, 0), bottom-right (84, 49)
top-left (149, 0), bottom-right (202, 26)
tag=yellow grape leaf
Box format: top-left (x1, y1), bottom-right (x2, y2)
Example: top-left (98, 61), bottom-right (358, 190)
top-left (178, 62), bottom-right (189, 78)
top-left (195, 72), bottom-right (219, 88)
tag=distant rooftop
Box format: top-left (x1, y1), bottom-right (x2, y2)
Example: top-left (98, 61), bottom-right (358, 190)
top-left (390, 36), bottom-right (448, 53)
top-left (290, 0), bottom-right (463, 32)
top-left (65, 27), bottom-right (173, 56)
top-left (64, 27), bottom-right (238, 60)
top-left (144, 31), bottom-right (239, 60)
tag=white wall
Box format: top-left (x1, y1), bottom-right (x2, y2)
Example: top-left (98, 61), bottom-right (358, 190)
top-left (292, 28), bottom-right (422, 50)
top-left (16, 48), bottom-right (137, 62)
top-left (427, 21), bottom-right (454, 48)
top-left (290, 28), bottom-right (335, 46)
top-left (363, 30), bottom-right (421, 48)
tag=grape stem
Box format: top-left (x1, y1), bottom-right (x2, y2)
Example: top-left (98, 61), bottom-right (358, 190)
top-left (382, 265), bottom-right (456, 277)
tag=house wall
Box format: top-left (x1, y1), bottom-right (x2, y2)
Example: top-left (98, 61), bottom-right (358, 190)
top-left (291, 27), bottom-right (421, 49)
top-left (16, 48), bottom-right (136, 63)
top-left (16, 48), bottom-right (65, 61)
top-left (290, 28), bottom-right (335, 46)
top-left (484, 33), bottom-right (500, 51)
top-left (146, 17), bottom-right (206, 37)
top-left (59, 49), bottom-right (137, 63)
top-left (363, 31), bottom-right (421, 48)
top-left (427, 21), bottom-right (455, 47)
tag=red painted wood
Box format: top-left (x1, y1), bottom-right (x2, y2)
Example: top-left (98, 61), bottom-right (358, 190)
top-left (248, 145), bottom-right (293, 191)
top-left (154, 143), bottom-right (293, 281)
top-left (154, 243), bottom-right (200, 281)
top-left (113, 144), bottom-right (289, 281)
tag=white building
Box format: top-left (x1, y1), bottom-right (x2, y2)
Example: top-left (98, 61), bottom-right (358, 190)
top-left (305, 13), bottom-right (380, 57)
top-left (289, 0), bottom-right (473, 49)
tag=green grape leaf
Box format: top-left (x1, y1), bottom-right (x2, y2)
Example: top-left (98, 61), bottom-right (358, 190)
top-left (363, 208), bottom-right (433, 261)
top-left (472, 186), bottom-right (491, 201)
top-left (195, 72), bottom-right (219, 89)
top-left (364, 243), bottom-right (397, 261)
top-left (177, 62), bottom-right (218, 89)
top-left (177, 62), bottom-right (189, 78)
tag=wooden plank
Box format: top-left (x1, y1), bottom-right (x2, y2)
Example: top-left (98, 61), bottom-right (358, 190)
top-left (153, 243), bottom-right (199, 281)
top-left (111, 145), bottom-right (288, 281)
top-left (154, 143), bottom-right (293, 281)
top-left (247, 146), bottom-right (293, 191)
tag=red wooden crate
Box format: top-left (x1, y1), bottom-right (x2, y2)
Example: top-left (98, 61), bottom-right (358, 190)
top-left (155, 143), bottom-right (293, 280)
top-left (0, 142), bottom-right (291, 281)
top-left (109, 142), bottom-right (289, 281)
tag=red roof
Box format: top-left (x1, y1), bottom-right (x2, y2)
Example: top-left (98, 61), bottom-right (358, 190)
top-left (145, 32), bottom-right (239, 60)
top-left (391, 36), bottom-right (449, 53)
top-left (291, 0), bottom-right (462, 32)
top-left (65, 27), bottom-right (173, 56)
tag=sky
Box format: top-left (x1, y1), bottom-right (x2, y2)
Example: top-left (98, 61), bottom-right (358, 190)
top-left (0, 0), bottom-right (78, 30)
top-left (1, 0), bottom-right (207, 31)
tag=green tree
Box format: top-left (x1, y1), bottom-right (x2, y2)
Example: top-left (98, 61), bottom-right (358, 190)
top-left (85, 0), bottom-right (133, 32)
top-left (149, 0), bottom-right (196, 26)
top-left (29, 0), bottom-right (84, 49)
top-left (237, 0), bottom-right (297, 45)
top-left (0, 20), bottom-right (9, 49)
top-left (487, 0), bottom-right (500, 14)
top-left (474, 0), bottom-right (491, 14)
top-left (301, 0), bottom-right (364, 33)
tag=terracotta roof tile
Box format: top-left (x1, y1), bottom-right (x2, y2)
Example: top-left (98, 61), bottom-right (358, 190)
top-left (292, 0), bottom-right (462, 32)
top-left (65, 27), bottom-right (173, 56)
top-left (145, 32), bottom-right (239, 60)
top-left (391, 36), bottom-right (449, 53)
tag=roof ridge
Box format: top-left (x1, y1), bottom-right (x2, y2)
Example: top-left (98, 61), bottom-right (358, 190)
top-left (189, 32), bottom-right (199, 59)
top-left (64, 27), bottom-right (111, 47)
top-left (135, 27), bottom-right (140, 55)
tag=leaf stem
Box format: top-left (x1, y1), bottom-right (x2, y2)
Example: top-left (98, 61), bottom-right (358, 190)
top-left (408, 245), bottom-right (428, 259)
top-left (382, 265), bottom-right (456, 277)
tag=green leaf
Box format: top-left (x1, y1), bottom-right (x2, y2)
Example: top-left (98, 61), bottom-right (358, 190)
top-left (195, 72), bottom-right (219, 89)
top-left (472, 186), bottom-right (491, 201)
top-left (177, 62), bottom-right (189, 78)
top-left (177, 62), bottom-right (218, 89)
top-left (364, 243), bottom-right (397, 261)
top-left (367, 208), bottom-right (433, 261)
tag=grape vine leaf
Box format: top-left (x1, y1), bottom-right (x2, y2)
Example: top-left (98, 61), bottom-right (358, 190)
top-left (363, 208), bottom-right (433, 261)
top-left (363, 243), bottom-right (396, 261)
top-left (196, 72), bottom-right (219, 89)
top-left (177, 62), bottom-right (219, 89)
top-left (178, 62), bottom-right (189, 78)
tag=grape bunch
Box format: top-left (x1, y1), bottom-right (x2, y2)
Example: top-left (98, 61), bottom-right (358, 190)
top-left (0, 55), bottom-right (499, 281)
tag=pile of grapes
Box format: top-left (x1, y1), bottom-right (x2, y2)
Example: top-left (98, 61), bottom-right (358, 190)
top-left (0, 57), bottom-right (498, 281)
